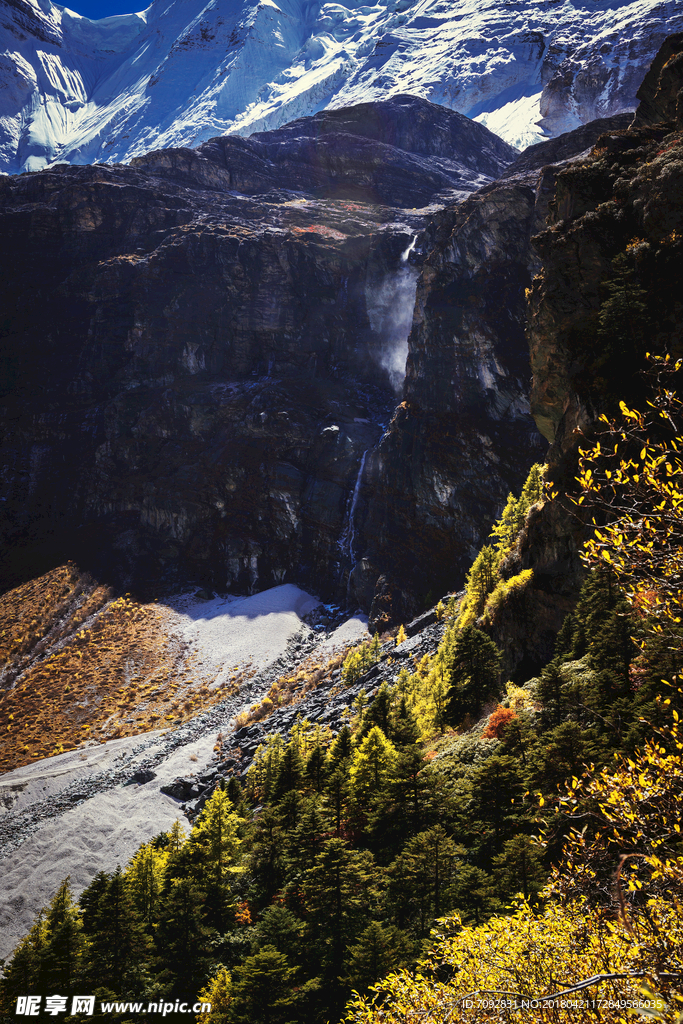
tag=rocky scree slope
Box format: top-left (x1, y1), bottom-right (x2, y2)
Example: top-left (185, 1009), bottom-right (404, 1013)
top-left (157, 606), bottom-right (448, 822)
top-left (1, 0), bottom-right (683, 173)
top-left (0, 97), bottom-right (521, 610)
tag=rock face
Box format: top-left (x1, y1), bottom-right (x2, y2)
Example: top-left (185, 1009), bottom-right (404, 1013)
top-left (136, 96), bottom-right (518, 208)
top-left (2, 0), bottom-right (683, 172)
top-left (0, 97), bottom-right (518, 602)
top-left (3, 49), bottom-right (681, 635)
top-left (491, 36), bottom-right (683, 673)
top-left (354, 113), bottom-right (632, 629)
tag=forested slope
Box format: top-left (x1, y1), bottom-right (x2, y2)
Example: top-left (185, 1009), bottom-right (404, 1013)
top-left (2, 30), bottom-right (683, 1024)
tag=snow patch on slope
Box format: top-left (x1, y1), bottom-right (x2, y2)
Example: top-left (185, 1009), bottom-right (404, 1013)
top-left (0, 583), bottom-right (327, 959)
top-left (474, 91), bottom-right (543, 153)
top-left (160, 584), bottom-right (322, 688)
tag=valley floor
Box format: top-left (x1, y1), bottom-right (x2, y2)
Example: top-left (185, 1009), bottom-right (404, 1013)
top-left (0, 584), bottom-right (369, 960)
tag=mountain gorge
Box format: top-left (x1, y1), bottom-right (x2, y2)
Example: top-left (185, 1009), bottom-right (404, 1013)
top-left (2, 4), bottom-right (683, 1017)
top-left (0, 95), bottom-right (537, 618)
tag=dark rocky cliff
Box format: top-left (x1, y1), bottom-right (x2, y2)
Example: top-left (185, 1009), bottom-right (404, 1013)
top-left (353, 114), bottom-right (632, 629)
top-left (3, 64), bottom-right (679, 634)
top-left (0, 97), bottom-right (518, 601)
top-left (490, 36), bottom-right (683, 674)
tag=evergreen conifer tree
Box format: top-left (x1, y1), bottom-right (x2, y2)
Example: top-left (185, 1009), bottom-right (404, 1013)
top-left (491, 835), bottom-right (546, 902)
top-left (85, 867), bottom-right (151, 994)
top-left (359, 683), bottom-right (393, 740)
top-left (388, 826), bottom-right (458, 935)
top-left (445, 626), bottom-right (502, 724)
top-left (124, 842), bottom-right (168, 929)
top-left (253, 905), bottom-right (305, 963)
top-left (272, 739), bottom-right (304, 800)
top-left (247, 806), bottom-right (287, 901)
top-left (344, 922), bottom-right (414, 995)
top-left (302, 839), bottom-right (380, 983)
top-left (154, 877), bottom-right (212, 999)
top-left (0, 913), bottom-right (48, 1008)
top-left (229, 946), bottom-right (296, 1024)
top-left (349, 727), bottom-right (398, 805)
top-left (326, 725), bottom-right (353, 773)
top-left (42, 878), bottom-right (87, 996)
top-left (79, 870), bottom-right (111, 934)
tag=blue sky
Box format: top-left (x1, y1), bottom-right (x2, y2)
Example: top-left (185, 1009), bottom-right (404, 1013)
top-left (65, 0), bottom-right (144, 17)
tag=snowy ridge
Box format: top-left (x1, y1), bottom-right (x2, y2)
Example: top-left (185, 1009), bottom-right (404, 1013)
top-left (0, 0), bottom-right (682, 173)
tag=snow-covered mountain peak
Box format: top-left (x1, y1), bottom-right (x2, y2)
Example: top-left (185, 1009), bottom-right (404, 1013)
top-left (1, 0), bottom-right (682, 173)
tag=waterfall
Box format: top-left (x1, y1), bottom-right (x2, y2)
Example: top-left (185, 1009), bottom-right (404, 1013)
top-left (340, 450), bottom-right (368, 562)
top-left (401, 233), bottom-right (418, 262)
top-left (365, 233), bottom-right (420, 392)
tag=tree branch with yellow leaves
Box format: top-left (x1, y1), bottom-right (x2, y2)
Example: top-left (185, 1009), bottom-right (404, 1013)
top-left (574, 354), bottom-right (683, 640)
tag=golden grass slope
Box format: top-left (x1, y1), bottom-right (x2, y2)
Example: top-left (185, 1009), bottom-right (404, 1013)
top-left (0, 564), bottom-right (241, 773)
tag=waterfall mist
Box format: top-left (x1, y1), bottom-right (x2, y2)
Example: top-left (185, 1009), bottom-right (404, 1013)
top-left (365, 235), bottom-right (419, 392)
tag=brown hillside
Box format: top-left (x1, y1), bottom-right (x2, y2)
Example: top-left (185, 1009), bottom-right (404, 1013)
top-left (0, 565), bottom-right (241, 772)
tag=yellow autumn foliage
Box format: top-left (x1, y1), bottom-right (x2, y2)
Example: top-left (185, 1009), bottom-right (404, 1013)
top-left (344, 718), bottom-right (683, 1023)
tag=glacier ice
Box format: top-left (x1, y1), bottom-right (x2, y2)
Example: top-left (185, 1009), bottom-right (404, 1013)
top-left (1, 0), bottom-right (682, 172)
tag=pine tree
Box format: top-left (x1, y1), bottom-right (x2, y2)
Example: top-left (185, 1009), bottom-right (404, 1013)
top-left (388, 826), bottom-right (459, 935)
top-left (445, 626), bottom-right (502, 724)
top-left (491, 836), bottom-right (546, 903)
top-left (597, 249), bottom-right (650, 356)
top-left (287, 798), bottom-right (327, 873)
top-left (229, 945), bottom-right (296, 1024)
top-left (344, 922), bottom-right (414, 995)
top-left (390, 697), bottom-right (420, 748)
top-left (325, 766), bottom-right (351, 836)
top-left (302, 839), bottom-right (381, 981)
top-left (272, 739), bottom-right (304, 800)
top-left (154, 877), bottom-right (213, 999)
top-left (349, 727), bottom-right (398, 805)
top-left (536, 658), bottom-right (566, 728)
top-left (85, 867), bottom-right (151, 994)
top-left (305, 736), bottom-right (328, 792)
top-left (451, 862), bottom-right (495, 926)
top-left (276, 789), bottom-right (302, 833)
top-left (225, 776), bottom-right (250, 819)
top-left (326, 724), bottom-right (353, 773)
top-left (247, 806), bottom-right (287, 901)
top-left (253, 905), bottom-right (305, 963)
top-left (42, 878), bottom-right (87, 996)
top-left (0, 913), bottom-right (48, 1009)
top-left (360, 683), bottom-right (393, 739)
top-left (124, 842), bottom-right (168, 928)
top-left (468, 755), bottom-right (524, 867)
top-left (79, 870), bottom-right (111, 934)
